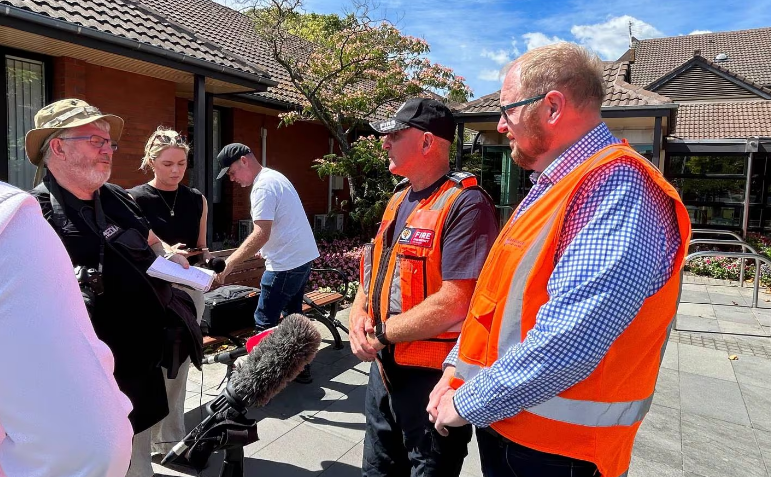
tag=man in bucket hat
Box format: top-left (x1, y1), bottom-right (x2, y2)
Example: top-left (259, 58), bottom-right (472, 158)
top-left (350, 97), bottom-right (498, 477)
top-left (27, 99), bottom-right (203, 477)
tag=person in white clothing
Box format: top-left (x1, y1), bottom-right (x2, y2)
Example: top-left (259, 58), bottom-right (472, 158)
top-left (0, 181), bottom-right (133, 477)
top-left (215, 143), bottom-right (319, 382)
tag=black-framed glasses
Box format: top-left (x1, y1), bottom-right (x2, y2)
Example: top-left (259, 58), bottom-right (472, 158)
top-left (60, 135), bottom-right (118, 151)
top-left (151, 133), bottom-right (187, 148)
top-left (500, 93), bottom-right (547, 120)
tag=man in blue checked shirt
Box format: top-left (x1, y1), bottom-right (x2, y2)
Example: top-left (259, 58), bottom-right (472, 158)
top-left (427, 42), bottom-right (690, 477)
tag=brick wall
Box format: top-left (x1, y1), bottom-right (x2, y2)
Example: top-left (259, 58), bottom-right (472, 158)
top-left (227, 109), bottom-right (331, 229)
top-left (53, 58), bottom-right (177, 189)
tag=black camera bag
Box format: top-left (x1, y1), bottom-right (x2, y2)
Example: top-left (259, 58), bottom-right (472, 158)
top-left (202, 285), bottom-right (260, 337)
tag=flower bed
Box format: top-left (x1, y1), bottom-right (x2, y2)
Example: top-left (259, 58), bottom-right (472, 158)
top-left (308, 236), bottom-right (368, 302)
top-left (685, 232), bottom-right (771, 287)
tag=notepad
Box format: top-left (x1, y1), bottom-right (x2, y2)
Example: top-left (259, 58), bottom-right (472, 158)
top-left (147, 256), bottom-right (216, 292)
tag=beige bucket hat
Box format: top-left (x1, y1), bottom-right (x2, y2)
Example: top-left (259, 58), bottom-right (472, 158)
top-left (25, 98), bottom-right (124, 166)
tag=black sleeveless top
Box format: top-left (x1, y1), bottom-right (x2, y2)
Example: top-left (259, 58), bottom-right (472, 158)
top-left (128, 183), bottom-right (203, 257)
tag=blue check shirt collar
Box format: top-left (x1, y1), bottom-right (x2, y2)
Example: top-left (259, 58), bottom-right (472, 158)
top-left (529, 123), bottom-right (617, 187)
top-left (517, 123), bottom-right (618, 220)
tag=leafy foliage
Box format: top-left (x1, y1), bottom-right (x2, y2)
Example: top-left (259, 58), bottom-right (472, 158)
top-left (307, 235), bottom-right (368, 301)
top-left (244, 0), bottom-right (471, 222)
top-left (314, 135), bottom-right (397, 235)
top-left (686, 232), bottom-right (771, 287)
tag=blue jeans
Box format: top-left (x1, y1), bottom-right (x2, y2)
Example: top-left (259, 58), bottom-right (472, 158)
top-left (254, 261), bottom-right (313, 329)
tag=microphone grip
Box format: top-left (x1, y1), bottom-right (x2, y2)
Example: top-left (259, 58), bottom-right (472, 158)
top-left (203, 346), bottom-right (247, 365)
top-left (205, 257), bottom-right (227, 273)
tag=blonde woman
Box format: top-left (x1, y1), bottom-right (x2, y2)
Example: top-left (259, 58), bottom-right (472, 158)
top-left (128, 127), bottom-right (209, 470)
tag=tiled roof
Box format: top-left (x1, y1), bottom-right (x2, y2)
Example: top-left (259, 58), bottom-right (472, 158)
top-left (454, 62), bottom-right (671, 115)
top-left (1, 0), bottom-right (270, 79)
top-left (137, 0), bottom-right (305, 107)
top-left (630, 27), bottom-right (771, 87)
top-left (670, 101), bottom-right (771, 140)
top-left (603, 61), bottom-right (671, 106)
top-left (648, 55), bottom-right (771, 97)
top-left (454, 90), bottom-right (500, 114)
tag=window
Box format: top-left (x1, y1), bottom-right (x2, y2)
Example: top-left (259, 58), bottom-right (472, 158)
top-left (187, 106), bottom-right (223, 202)
top-left (6, 55), bottom-right (46, 188)
top-left (667, 154), bottom-right (767, 229)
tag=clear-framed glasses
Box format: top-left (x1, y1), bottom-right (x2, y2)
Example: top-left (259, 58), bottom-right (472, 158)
top-left (151, 133), bottom-right (187, 148)
top-left (60, 135), bottom-right (118, 151)
top-left (500, 93), bottom-right (547, 121)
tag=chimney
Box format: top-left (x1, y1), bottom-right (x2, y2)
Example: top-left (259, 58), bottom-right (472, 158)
top-left (693, 49), bottom-right (701, 57)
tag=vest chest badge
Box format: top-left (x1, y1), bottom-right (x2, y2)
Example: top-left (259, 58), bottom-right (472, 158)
top-left (398, 227), bottom-right (435, 247)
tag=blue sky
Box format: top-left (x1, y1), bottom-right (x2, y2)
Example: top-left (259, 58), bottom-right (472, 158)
top-left (215, 0), bottom-right (771, 99)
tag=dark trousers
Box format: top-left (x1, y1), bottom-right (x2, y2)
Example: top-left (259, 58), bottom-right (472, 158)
top-left (362, 360), bottom-right (472, 477)
top-left (476, 427), bottom-right (599, 477)
top-left (254, 261), bottom-right (312, 329)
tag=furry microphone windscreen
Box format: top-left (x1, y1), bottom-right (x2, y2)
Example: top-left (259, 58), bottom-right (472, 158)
top-left (229, 314), bottom-right (321, 408)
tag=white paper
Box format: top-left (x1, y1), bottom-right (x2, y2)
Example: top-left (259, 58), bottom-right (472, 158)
top-left (146, 256), bottom-right (216, 292)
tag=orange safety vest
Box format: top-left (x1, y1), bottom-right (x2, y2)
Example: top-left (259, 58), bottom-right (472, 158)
top-left (360, 171), bottom-right (479, 370)
top-left (450, 144), bottom-right (691, 477)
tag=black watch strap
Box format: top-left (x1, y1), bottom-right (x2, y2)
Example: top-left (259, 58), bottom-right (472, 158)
top-left (375, 322), bottom-right (390, 346)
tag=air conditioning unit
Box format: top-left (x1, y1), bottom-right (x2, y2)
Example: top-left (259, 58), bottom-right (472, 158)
top-left (330, 175), bottom-right (344, 190)
top-left (238, 219), bottom-right (254, 242)
top-left (313, 214), bottom-right (344, 232)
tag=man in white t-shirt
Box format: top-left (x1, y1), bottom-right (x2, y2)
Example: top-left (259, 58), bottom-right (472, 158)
top-left (215, 143), bottom-right (320, 381)
top-left (0, 181), bottom-right (133, 477)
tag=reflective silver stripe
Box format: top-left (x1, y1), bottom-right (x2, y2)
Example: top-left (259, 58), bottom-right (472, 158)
top-left (498, 209), bottom-right (561, 352)
top-left (454, 358), bottom-right (481, 382)
top-left (389, 255), bottom-right (402, 314)
top-left (361, 243), bottom-right (373, 298)
top-left (430, 186), bottom-right (460, 211)
top-left (527, 395), bottom-right (652, 427)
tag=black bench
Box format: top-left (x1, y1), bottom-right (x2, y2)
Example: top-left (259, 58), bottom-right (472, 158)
top-left (202, 249), bottom-right (349, 350)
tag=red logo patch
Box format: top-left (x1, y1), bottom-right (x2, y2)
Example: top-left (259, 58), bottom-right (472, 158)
top-left (398, 227), bottom-right (435, 247)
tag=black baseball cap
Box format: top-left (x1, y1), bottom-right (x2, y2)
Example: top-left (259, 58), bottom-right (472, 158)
top-left (370, 98), bottom-right (456, 143)
top-left (216, 143), bottom-right (252, 180)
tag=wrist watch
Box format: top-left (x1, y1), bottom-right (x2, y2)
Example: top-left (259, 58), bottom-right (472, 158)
top-left (375, 322), bottom-right (390, 346)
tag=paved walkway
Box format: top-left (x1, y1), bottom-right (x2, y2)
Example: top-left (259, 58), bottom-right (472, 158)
top-left (153, 274), bottom-right (771, 477)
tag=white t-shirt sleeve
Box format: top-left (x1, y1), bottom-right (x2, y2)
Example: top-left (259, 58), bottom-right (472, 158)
top-left (250, 186), bottom-right (277, 222)
top-left (0, 187), bottom-right (133, 477)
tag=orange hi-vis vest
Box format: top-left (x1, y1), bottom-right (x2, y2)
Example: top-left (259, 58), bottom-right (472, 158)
top-left (360, 171), bottom-right (478, 370)
top-left (450, 144), bottom-right (691, 477)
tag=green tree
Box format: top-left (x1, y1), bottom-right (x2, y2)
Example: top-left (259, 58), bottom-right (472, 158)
top-left (314, 135), bottom-right (396, 235)
top-left (242, 0), bottom-right (471, 220)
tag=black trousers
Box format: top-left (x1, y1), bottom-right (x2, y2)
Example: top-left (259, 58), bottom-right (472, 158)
top-left (477, 427), bottom-right (599, 477)
top-left (362, 360), bottom-right (472, 477)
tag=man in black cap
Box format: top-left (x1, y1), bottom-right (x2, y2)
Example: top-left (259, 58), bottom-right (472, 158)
top-left (349, 98), bottom-right (498, 476)
top-left (215, 143), bottom-right (319, 382)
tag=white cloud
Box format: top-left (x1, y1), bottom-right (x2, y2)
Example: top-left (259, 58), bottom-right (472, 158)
top-left (478, 68), bottom-right (503, 82)
top-left (481, 48), bottom-right (512, 65)
top-left (522, 32), bottom-right (566, 50)
top-left (570, 15), bottom-right (663, 59)
top-left (688, 30), bottom-right (712, 35)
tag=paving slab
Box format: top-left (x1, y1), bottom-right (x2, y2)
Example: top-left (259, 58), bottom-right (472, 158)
top-left (678, 303), bottom-right (717, 319)
top-left (676, 314), bottom-right (721, 333)
top-left (633, 404), bottom-right (683, 469)
top-left (678, 344), bottom-right (736, 381)
top-left (713, 304), bottom-right (760, 323)
top-left (732, 355), bottom-right (771, 390)
top-left (653, 367), bottom-right (681, 410)
top-left (681, 412), bottom-right (766, 477)
top-left (254, 421), bottom-right (360, 475)
top-left (662, 342), bottom-right (679, 370)
top-left (680, 372), bottom-right (749, 426)
top-left (740, 382), bottom-right (771, 432)
top-left (628, 455), bottom-right (684, 477)
top-left (754, 428), bottom-right (771, 475)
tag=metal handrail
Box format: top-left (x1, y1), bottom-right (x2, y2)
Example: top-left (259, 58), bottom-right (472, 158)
top-left (685, 251), bottom-right (771, 308)
top-left (689, 239), bottom-right (759, 286)
top-left (692, 229), bottom-right (745, 242)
